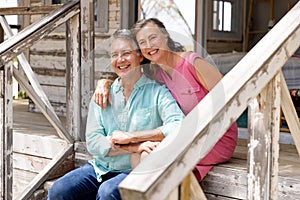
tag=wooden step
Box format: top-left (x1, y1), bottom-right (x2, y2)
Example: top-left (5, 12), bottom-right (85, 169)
top-left (12, 99), bottom-right (73, 199)
top-left (200, 142), bottom-right (300, 199)
top-left (12, 100), bottom-right (300, 199)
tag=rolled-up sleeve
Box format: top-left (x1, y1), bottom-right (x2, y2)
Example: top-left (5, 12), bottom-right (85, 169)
top-left (156, 86), bottom-right (184, 136)
top-left (85, 100), bottom-right (111, 156)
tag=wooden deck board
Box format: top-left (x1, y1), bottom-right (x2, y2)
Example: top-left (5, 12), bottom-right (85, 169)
top-left (12, 99), bottom-right (69, 199)
top-left (13, 99), bottom-right (66, 135)
top-left (201, 140), bottom-right (300, 199)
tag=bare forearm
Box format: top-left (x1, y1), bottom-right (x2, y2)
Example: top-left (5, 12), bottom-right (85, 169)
top-left (107, 143), bottom-right (140, 156)
top-left (119, 141), bottom-right (160, 154)
top-left (106, 144), bottom-right (131, 156)
top-left (111, 129), bottom-right (165, 145)
top-left (130, 129), bottom-right (164, 143)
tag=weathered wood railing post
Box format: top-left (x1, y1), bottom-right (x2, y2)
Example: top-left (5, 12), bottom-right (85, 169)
top-left (0, 62), bottom-right (13, 200)
top-left (66, 11), bottom-right (81, 142)
top-left (280, 72), bottom-right (300, 156)
top-left (247, 74), bottom-right (280, 199)
top-left (0, 1), bottom-right (81, 198)
top-left (79, 0), bottom-right (94, 141)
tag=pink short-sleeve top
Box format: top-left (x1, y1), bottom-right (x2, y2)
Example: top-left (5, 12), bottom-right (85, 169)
top-left (155, 52), bottom-right (238, 181)
top-left (155, 52), bottom-right (209, 115)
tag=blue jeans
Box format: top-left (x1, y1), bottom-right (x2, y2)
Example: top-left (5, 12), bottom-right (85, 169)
top-left (47, 163), bottom-right (129, 200)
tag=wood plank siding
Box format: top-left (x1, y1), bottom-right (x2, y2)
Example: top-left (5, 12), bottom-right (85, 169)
top-left (24, 0), bottom-right (120, 116)
top-left (1, 0), bottom-right (299, 199)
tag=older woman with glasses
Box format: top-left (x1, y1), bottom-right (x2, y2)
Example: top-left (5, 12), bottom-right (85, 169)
top-left (47, 29), bottom-right (184, 200)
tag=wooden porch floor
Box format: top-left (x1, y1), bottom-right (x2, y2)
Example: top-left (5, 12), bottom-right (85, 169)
top-left (12, 99), bottom-right (68, 199)
top-left (12, 99), bottom-right (300, 199)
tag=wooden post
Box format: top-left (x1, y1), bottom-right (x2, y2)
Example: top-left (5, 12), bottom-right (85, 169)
top-left (165, 187), bottom-right (178, 200)
top-left (17, 0), bottom-right (31, 93)
top-left (270, 74), bottom-right (280, 199)
top-left (180, 173), bottom-right (191, 200)
top-left (0, 65), bottom-right (3, 200)
top-left (247, 74), bottom-right (280, 199)
top-left (166, 172), bottom-right (207, 200)
top-left (80, 0), bottom-right (94, 141)
top-left (0, 62), bottom-right (13, 200)
top-left (280, 72), bottom-right (300, 156)
top-left (195, 0), bottom-right (206, 57)
top-left (66, 13), bottom-right (81, 141)
top-left (190, 172), bottom-right (207, 200)
top-left (180, 172), bottom-right (207, 200)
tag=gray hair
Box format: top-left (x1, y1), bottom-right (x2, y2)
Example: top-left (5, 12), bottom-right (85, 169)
top-left (111, 29), bottom-right (140, 54)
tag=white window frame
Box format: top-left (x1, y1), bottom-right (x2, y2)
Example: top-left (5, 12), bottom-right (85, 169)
top-left (207, 0), bottom-right (243, 40)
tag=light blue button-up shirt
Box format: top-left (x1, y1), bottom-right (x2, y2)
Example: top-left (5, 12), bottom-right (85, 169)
top-left (86, 74), bottom-right (184, 181)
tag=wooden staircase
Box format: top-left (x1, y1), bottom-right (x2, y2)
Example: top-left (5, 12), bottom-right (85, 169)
top-left (201, 138), bottom-right (300, 199)
top-left (12, 99), bottom-right (73, 199)
top-left (12, 99), bottom-right (300, 199)
top-left (1, 1), bottom-right (300, 199)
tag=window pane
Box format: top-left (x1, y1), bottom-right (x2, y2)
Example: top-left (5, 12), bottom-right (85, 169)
top-left (52, 0), bottom-right (64, 4)
top-left (212, 0), bottom-right (232, 32)
top-left (213, 0), bottom-right (218, 30)
top-left (223, 1), bottom-right (232, 31)
top-left (209, 0), bottom-right (243, 40)
top-left (218, 1), bottom-right (223, 31)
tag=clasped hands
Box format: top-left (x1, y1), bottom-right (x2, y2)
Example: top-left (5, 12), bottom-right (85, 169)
top-left (110, 130), bottom-right (160, 154)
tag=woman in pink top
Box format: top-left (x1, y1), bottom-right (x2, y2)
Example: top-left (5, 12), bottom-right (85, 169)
top-left (95, 18), bottom-right (238, 181)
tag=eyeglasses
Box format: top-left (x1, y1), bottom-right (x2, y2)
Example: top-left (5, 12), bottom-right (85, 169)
top-left (110, 50), bottom-right (134, 60)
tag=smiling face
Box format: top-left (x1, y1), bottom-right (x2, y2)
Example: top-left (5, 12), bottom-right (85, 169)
top-left (135, 22), bottom-right (169, 64)
top-left (111, 38), bottom-right (143, 79)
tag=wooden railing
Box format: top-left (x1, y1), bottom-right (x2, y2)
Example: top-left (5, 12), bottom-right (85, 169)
top-left (0, 0), bottom-right (95, 199)
top-left (0, 0), bottom-right (299, 200)
top-left (119, 2), bottom-right (300, 199)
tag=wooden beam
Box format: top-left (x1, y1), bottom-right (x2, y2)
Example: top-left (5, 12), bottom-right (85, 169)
top-left (166, 187), bottom-right (178, 200)
top-left (97, 0), bottom-right (109, 32)
top-left (280, 72), bottom-right (300, 156)
top-left (66, 13), bottom-right (81, 141)
top-left (195, 0), bottom-right (206, 56)
top-left (0, 0), bottom-right (80, 65)
top-left (247, 74), bottom-right (280, 199)
top-left (180, 172), bottom-right (207, 200)
top-left (190, 172), bottom-right (207, 200)
top-left (180, 173), bottom-right (191, 200)
top-left (13, 66), bottom-right (74, 143)
top-left (0, 15), bottom-right (58, 121)
top-left (16, 144), bottom-right (73, 200)
top-left (0, 5), bottom-right (61, 16)
top-left (270, 74), bottom-right (280, 199)
top-left (80, 0), bottom-right (94, 141)
top-left (1, 68), bottom-right (4, 198)
top-left (119, 2), bottom-right (300, 199)
top-left (0, 63), bottom-right (13, 200)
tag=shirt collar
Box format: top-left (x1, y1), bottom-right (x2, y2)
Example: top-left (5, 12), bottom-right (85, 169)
top-left (113, 74), bottom-right (149, 94)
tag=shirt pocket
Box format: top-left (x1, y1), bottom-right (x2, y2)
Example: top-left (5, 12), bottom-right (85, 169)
top-left (180, 86), bottom-right (202, 95)
top-left (176, 86), bottom-right (203, 115)
top-left (129, 108), bottom-right (153, 130)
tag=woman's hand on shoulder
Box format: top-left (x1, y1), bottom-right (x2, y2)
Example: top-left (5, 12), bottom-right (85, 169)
top-left (94, 79), bottom-right (113, 109)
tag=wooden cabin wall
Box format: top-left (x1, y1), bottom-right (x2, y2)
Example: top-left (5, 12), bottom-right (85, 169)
top-left (25, 0), bottom-right (120, 116)
top-left (205, 0), bottom-right (245, 54)
top-left (247, 0), bottom-right (299, 50)
top-left (205, 0), bottom-right (299, 54)
top-left (206, 41), bottom-right (243, 54)
top-left (24, 0), bottom-right (300, 115)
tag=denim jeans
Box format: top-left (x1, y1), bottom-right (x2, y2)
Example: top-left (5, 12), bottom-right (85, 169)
top-left (47, 163), bottom-right (129, 200)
